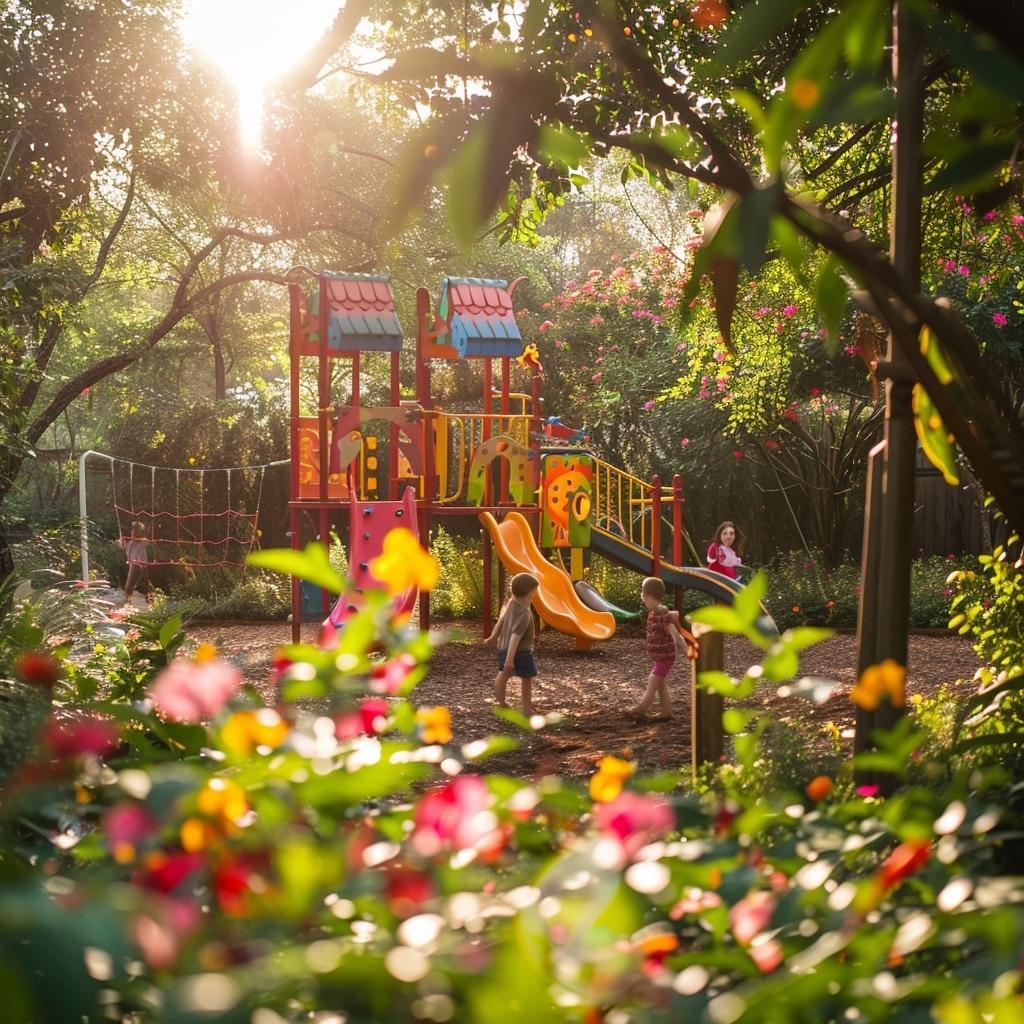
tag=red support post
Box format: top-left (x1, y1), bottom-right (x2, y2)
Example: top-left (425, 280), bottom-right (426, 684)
top-left (650, 475), bottom-right (662, 577)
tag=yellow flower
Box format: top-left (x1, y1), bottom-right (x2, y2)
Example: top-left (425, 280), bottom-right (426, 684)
top-left (589, 755), bottom-right (636, 802)
top-left (196, 777), bottom-right (250, 827)
top-left (220, 709), bottom-right (291, 756)
top-left (851, 659), bottom-right (906, 711)
top-left (416, 706), bottom-right (452, 745)
top-left (370, 528), bottom-right (439, 595)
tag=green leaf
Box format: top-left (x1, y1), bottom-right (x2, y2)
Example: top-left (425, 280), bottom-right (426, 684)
top-left (781, 626), bottom-right (834, 651)
top-left (723, 708), bottom-right (755, 734)
top-left (248, 543), bottom-right (345, 592)
top-left (536, 123), bottom-right (592, 167)
top-left (761, 644), bottom-right (799, 681)
top-left (913, 383), bottom-right (959, 486)
top-left (733, 570), bottom-right (767, 620)
top-left (737, 183), bottom-right (781, 274)
top-left (842, 1), bottom-right (888, 69)
top-left (814, 255), bottom-right (849, 352)
top-left (699, 670), bottom-right (739, 696)
top-left (691, 603), bottom-right (746, 634)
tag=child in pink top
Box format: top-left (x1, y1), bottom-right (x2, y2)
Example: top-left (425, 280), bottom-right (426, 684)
top-left (707, 521), bottom-right (742, 579)
top-left (629, 577), bottom-right (699, 721)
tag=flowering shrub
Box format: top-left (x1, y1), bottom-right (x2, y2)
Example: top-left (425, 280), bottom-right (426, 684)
top-left (1, 540), bottom-right (1023, 1022)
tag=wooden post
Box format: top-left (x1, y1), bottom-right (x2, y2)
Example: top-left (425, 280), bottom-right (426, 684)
top-left (691, 624), bottom-right (724, 773)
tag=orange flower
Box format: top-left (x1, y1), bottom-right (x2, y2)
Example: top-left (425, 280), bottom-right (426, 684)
top-left (851, 659), bottom-right (906, 711)
top-left (416, 706), bottom-right (452, 745)
top-left (854, 838), bottom-right (931, 912)
top-left (589, 755), bottom-right (636, 802)
top-left (370, 527), bottom-right (439, 595)
top-left (806, 775), bottom-right (834, 802)
top-left (878, 838), bottom-right (931, 894)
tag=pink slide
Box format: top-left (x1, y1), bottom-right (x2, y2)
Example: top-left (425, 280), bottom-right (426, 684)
top-left (325, 486), bottom-right (419, 633)
top-left (479, 510), bottom-right (616, 650)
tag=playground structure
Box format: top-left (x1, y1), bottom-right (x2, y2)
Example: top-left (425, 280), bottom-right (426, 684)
top-left (286, 268), bottom-right (756, 645)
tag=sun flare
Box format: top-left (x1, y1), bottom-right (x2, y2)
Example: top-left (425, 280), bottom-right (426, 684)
top-left (180, 0), bottom-right (340, 148)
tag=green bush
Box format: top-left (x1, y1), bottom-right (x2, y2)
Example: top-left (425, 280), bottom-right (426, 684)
top-left (762, 550), bottom-right (973, 630)
top-left (427, 527), bottom-right (485, 617)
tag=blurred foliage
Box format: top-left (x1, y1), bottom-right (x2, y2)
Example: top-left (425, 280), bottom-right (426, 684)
top-left (0, 539), bottom-right (1021, 1021)
top-left (0, 540), bottom-right (1015, 1019)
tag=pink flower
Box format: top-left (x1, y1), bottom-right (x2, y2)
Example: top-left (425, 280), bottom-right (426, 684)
top-left (680, 438), bottom-right (689, 447)
top-left (993, 313), bottom-right (1008, 326)
top-left (782, 304), bottom-right (798, 317)
top-left (733, 451), bottom-right (744, 459)
top-left (589, 316), bottom-right (604, 325)
top-left (370, 653), bottom-right (417, 695)
top-left (147, 658), bottom-right (242, 722)
top-left (944, 260), bottom-right (956, 272)
top-left (764, 439), bottom-right (779, 450)
top-left (538, 320), bottom-right (553, 331)
top-left (593, 791), bottom-right (674, 860)
top-left (754, 306), bottom-right (769, 318)
top-left (643, 400), bottom-right (656, 410)
top-left (412, 775), bottom-right (506, 860)
top-left (730, 891), bottom-right (776, 945)
top-left (591, 373), bottom-right (602, 382)
top-left (983, 211), bottom-right (997, 221)
top-left (958, 265), bottom-right (969, 275)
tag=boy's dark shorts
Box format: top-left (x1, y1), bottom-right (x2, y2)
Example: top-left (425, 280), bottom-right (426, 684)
top-left (497, 649), bottom-right (538, 678)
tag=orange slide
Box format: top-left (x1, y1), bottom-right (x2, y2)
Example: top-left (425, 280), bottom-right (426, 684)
top-left (479, 511), bottom-right (616, 650)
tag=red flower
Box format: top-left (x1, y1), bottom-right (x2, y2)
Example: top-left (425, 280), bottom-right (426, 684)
top-left (42, 716), bottom-right (119, 759)
top-left (386, 862), bottom-right (436, 917)
top-left (136, 849), bottom-right (206, 894)
top-left (15, 651), bottom-right (62, 690)
top-left (360, 697), bottom-right (390, 734)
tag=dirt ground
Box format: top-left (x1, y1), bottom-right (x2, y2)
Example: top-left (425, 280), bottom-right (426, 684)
top-left (186, 616), bottom-right (982, 781)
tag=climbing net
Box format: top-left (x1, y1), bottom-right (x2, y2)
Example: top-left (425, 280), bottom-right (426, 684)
top-left (83, 453), bottom-right (289, 569)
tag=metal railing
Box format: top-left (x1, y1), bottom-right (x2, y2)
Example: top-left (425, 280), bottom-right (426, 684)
top-left (592, 459), bottom-right (688, 566)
